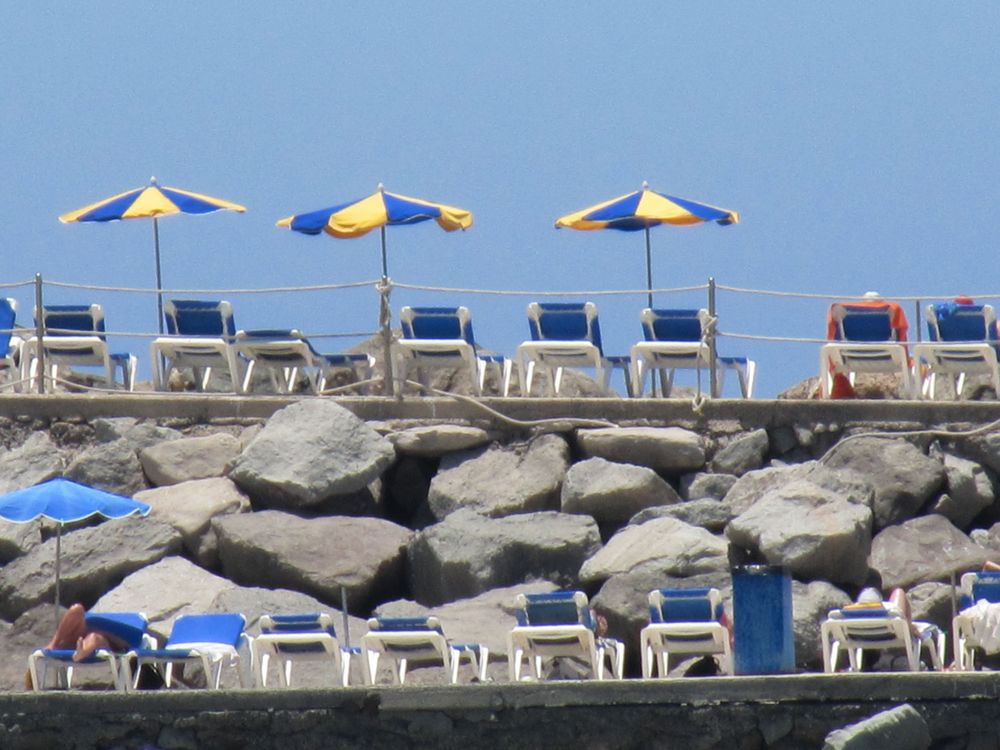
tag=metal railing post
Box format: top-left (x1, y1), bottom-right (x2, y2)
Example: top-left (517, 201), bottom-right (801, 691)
top-left (33, 273), bottom-right (45, 395)
top-left (378, 277), bottom-right (395, 397)
top-left (708, 277), bottom-right (718, 398)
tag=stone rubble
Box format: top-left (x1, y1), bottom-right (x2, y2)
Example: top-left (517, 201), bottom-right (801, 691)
top-left (3, 398), bottom-right (1000, 693)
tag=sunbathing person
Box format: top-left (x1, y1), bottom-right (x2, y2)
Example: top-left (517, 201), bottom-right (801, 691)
top-left (45, 603), bottom-right (128, 661)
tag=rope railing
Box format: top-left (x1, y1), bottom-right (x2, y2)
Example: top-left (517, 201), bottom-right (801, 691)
top-left (10, 273), bottom-right (1000, 398)
top-left (716, 283), bottom-right (1000, 304)
top-left (43, 279), bottom-right (380, 294)
top-left (391, 281), bottom-right (708, 297)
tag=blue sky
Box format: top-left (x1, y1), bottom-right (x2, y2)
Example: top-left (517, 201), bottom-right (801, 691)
top-left (3, 3), bottom-right (999, 397)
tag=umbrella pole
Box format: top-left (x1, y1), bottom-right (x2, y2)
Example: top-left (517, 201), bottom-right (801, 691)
top-left (54, 523), bottom-right (62, 629)
top-left (644, 226), bottom-right (653, 310)
top-left (153, 218), bottom-right (164, 335)
top-left (379, 226), bottom-right (395, 396)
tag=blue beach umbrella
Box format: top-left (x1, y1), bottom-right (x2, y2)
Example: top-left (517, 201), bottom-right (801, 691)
top-left (0, 478), bottom-right (151, 622)
top-left (556, 181), bottom-right (739, 308)
top-left (60, 177), bottom-right (247, 333)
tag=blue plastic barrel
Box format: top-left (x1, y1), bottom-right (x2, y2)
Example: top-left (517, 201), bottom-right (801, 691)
top-left (732, 564), bottom-right (795, 674)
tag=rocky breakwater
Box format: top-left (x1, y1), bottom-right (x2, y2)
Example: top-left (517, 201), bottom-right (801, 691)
top-left (2, 401), bottom-right (1000, 689)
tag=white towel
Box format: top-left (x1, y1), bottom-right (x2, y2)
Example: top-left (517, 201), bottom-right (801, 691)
top-left (960, 600), bottom-right (1000, 654)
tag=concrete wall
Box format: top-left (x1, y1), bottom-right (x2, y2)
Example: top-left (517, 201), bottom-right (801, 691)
top-left (3, 674), bottom-right (1000, 750)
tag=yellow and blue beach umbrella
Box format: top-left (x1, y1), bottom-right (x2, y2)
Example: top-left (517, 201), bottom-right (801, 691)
top-left (556, 181), bottom-right (738, 307)
top-left (276, 183), bottom-right (472, 279)
top-left (59, 177), bottom-right (246, 332)
top-left (278, 184), bottom-right (472, 394)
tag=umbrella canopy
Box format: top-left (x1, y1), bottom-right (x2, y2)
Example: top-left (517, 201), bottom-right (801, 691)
top-left (0, 478), bottom-right (150, 622)
top-left (277, 184), bottom-right (473, 392)
top-left (556, 181), bottom-right (738, 307)
top-left (59, 177), bottom-right (247, 332)
top-left (277, 183), bottom-right (472, 277)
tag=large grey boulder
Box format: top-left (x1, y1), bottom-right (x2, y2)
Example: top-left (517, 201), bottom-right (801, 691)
top-left (576, 427), bottom-right (705, 475)
top-left (94, 556), bottom-right (239, 639)
top-left (908, 582), bottom-right (953, 633)
top-left (135, 477), bottom-right (251, 566)
top-left (388, 425), bottom-right (492, 457)
top-left (793, 580), bottom-right (851, 669)
top-left (869, 514), bottom-right (990, 590)
top-left (0, 432), bottom-right (65, 494)
top-left (427, 434), bottom-right (569, 520)
top-left (580, 517), bottom-right (729, 585)
top-left (213, 510), bottom-right (412, 612)
top-left (561, 457), bottom-right (679, 524)
top-left (629, 498), bottom-right (734, 533)
top-left (726, 479), bottom-right (873, 586)
top-left (64, 438), bottom-right (146, 496)
top-left (928, 451), bottom-right (995, 529)
top-left (139, 433), bottom-right (242, 487)
top-left (0, 518), bottom-right (182, 620)
top-left (93, 419), bottom-right (184, 452)
top-left (822, 437), bottom-right (945, 529)
top-left (823, 703), bottom-right (930, 750)
top-left (681, 472), bottom-right (738, 501)
top-left (408, 509), bottom-right (601, 606)
top-left (0, 522), bottom-right (40, 564)
top-left (723, 461), bottom-right (873, 518)
top-left (0, 604), bottom-right (57, 692)
top-left (229, 400), bottom-right (396, 510)
top-left (710, 429), bottom-right (769, 477)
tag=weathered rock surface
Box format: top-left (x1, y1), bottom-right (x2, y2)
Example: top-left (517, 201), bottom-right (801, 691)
top-left (0, 518), bottom-right (182, 620)
top-left (792, 580), bottom-right (851, 668)
top-left (0, 433), bottom-right (64, 494)
top-left (710, 429), bottom-right (769, 476)
top-left (822, 703), bottom-right (931, 750)
top-left (868, 514), bottom-right (990, 590)
top-left (427, 434), bottom-right (569, 520)
top-left (561, 457), bottom-right (679, 523)
top-left (0, 522), bottom-right (40, 564)
top-left (726, 479), bottom-right (873, 586)
top-left (139, 433), bottom-right (242, 487)
top-left (64, 439), bottom-right (146, 497)
top-left (93, 418), bottom-right (183, 452)
top-left (928, 451), bottom-right (995, 529)
top-left (408, 509), bottom-right (600, 605)
top-left (576, 427), bottom-right (705, 474)
top-left (629, 498), bottom-right (734, 533)
top-left (94, 556), bottom-right (239, 637)
top-left (229, 400), bottom-right (396, 510)
top-left (213, 510), bottom-right (412, 612)
top-left (681, 472), bottom-right (738, 501)
top-left (822, 437), bottom-right (945, 529)
top-left (388, 425), bottom-right (492, 457)
top-left (135, 477), bottom-right (251, 566)
top-left (580, 517), bottom-right (729, 585)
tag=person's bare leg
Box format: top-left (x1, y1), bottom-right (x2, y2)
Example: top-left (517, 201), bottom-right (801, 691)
top-left (983, 561), bottom-right (1000, 572)
top-left (889, 588), bottom-right (919, 639)
top-left (47, 604), bottom-right (87, 651)
top-left (73, 632), bottom-right (112, 662)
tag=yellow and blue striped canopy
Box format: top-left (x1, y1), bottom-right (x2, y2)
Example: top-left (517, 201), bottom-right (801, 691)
top-left (276, 186), bottom-right (473, 238)
top-left (556, 185), bottom-right (738, 232)
top-left (59, 179), bottom-right (246, 223)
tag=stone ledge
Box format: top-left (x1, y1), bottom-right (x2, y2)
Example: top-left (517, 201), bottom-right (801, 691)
top-left (0, 393), bottom-right (998, 427)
